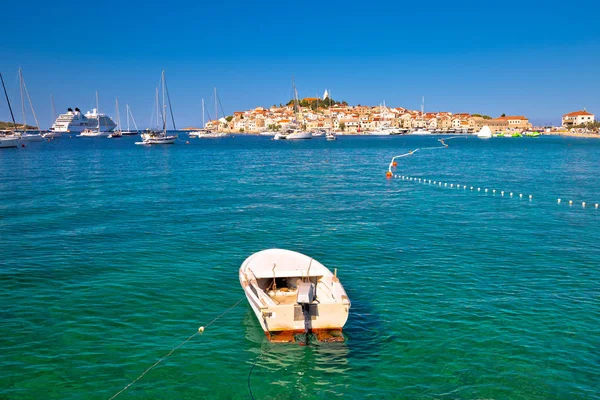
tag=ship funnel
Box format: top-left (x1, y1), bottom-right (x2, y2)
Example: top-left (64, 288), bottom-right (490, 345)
top-left (68, 107), bottom-right (73, 112)
top-left (75, 108), bottom-right (80, 112)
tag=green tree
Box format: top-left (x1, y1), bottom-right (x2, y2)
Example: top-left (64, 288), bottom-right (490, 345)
top-left (501, 113), bottom-right (506, 117)
top-left (225, 116), bottom-right (233, 122)
top-left (339, 122), bottom-right (346, 132)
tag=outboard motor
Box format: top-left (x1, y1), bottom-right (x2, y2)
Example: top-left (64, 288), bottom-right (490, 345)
top-left (296, 282), bottom-right (315, 345)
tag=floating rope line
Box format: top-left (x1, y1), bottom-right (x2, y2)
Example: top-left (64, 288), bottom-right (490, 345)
top-left (108, 297), bottom-right (245, 400)
top-left (387, 137), bottom-right (597, 211)
top-left (395, 174), bottom-right (598, 211)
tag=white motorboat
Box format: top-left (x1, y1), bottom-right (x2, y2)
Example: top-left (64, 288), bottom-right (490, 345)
top-left (286, 130), bottom-right (312, 140)
top-left (477, 125), bottom-right (493, 139)
top-left (189, 130), bottom-right (228, 138)
top-left (311, 130), bottom-right (325, 137)
top-left (369, 126), bottom-right (395, 135)
top-left (17, 132), bottom-right (43, 141)
top-left (326, 132), bottom-right (337, 141)
top-left (42, 131), bottom-right (62, 138)
top-left (260, 131), bottom-right (277, 136)
top-left (239, 249), bottom-right (350, 343)
top-left (78, 129), bottom-right (110, 137)
top-left (410, 128), bottom-right (432, 135)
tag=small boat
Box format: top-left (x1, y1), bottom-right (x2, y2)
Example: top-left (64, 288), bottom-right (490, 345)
top-left (273, 132), bottom-right (286, 140)
top-left (189, 130), bottom-right (228, 138)
top-left (410, 128), bottom-right (432, 135)
top-left (42, 130), bottom-right (62, 138)
top-left (477, 125), bottom-right (493, 139)
top-left (108, 98), bottom-right (123, 138)
top-left (286, 130), bottom-right (312, 140)
top-left (17, 132), bottom-right (44, 141)
top-left (239, 249), bottom-right (350, 343)
top-left (326, 131), bottom-right (337, 141)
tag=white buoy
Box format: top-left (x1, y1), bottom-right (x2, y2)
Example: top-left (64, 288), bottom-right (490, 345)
top-left (433, 181), bottom-right (436, 184)
top-left (510, 192), bottom-right (513, 197)
top-left (428, 180), bottom-right (431, 183)
top-left (445, 183), bottom-right (447, 187)
top-left (595, 204), bottom-right (599, 209)
top-left (582, 202), bottom-right (586, 207)
top-left (557, 198), bottom-right (561, 204)
top-left (501, 191), bottom-right (504, 196)
top-left (450, 184), bottom-right (454, 188)
top-left (485, 189), bottom-right (488, 193)
top-left (470, 187), bottom-right (473, 190)
top-left (529, 195), bottom-right (532, 200)
top-left (198, 326), bottom-right (205, 333)
top-left (439, 182), bottom-right (441, 186)
top-left (569, 200), bottom-right (573, 205)
top-left (519, 194), bottom-right (523, 198)
top-left (478, 188), bottom-right (481, 192)
top-left (493, 189), bottom-right (496, 194)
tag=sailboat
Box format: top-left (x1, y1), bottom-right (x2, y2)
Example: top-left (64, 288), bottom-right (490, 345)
top-left (0, 72), bottom-right (20, 148)
top-left (79, 91), bottom-right (111, 137)
top-left (43, 94), bottom-right (62, 138)
top-left (121, 104), bottom-right (139, 135)
top-left (108, 98), bottom-right (123, 138)
top-left (15, 69), bottom-right (43, 142)
top-left (369, 101), bottom-right (395, 136)
top-left (410, 97), bottom-right (432, 135)
top-left (137, 71), bottom-right (178, 145)
top-left (190, 91), bottom-right (228, 138)
top-left (282, 76), bottom-right (311, 140)
top-left (325, 89), bottom-right (337, 140)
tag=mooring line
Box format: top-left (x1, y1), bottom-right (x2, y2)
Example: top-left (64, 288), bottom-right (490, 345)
top-left (108, 296), bottom-right (245, 400)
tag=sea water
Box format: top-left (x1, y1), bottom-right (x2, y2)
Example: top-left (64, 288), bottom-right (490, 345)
top-left (1, 135), bottom-right (599, 399)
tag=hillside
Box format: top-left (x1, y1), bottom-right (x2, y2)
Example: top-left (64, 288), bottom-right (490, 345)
top-left (0, 121), bottom-right (38, 130)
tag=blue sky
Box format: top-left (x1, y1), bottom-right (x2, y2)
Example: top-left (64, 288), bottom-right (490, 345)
top-left (1, 0), bottom-right (599, 127)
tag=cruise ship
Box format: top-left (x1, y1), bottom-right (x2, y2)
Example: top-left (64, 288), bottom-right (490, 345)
top-left (50, 108), bottom-right (116, 133)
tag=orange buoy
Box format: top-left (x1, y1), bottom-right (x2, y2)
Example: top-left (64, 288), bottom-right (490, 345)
top-left (21, 144), bottom-right (25, 148)
top-left (392, 161), bottom-right (397, 167)
top-left (385, 171), bottom-right (393, 178)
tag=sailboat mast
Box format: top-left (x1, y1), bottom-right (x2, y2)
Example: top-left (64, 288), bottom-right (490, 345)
top-left (155, 87), bottom-right (159, 130)
top-left (126, 104), bottom-right (130, 131)
top-left (0, 73), bottom-right (18, 131)
top-left (202, 98), bottom-right (205, 129)
top-left (51, 93), bottom-right (57, 125)
top-left (115, 98), bottom-right (121, 132)
top-left (96, 91), bottom-right (100, 129)
top-left (162, 71), bottom-right (166, 134)
top-left (20, 70), bottom-right (41, 133)
top-left (19, 69), bottom-right (26, 129)
top-left (214, 88), bottom-right (218, 132)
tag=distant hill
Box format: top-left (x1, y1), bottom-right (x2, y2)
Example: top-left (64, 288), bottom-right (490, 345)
top-left (0, 121), bottom-right (37, 130)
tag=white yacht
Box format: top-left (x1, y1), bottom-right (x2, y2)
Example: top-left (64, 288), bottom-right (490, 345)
top-left (287, 130), bottom-right (312, 140)
top-left (369, 126), bottom-right (396, 136)
top-left (239, 249), bottom-right (350, 343)
top-left (410, 128), bottom-right (432, 135)
top-left (51, 107), bottom-right (116, 133)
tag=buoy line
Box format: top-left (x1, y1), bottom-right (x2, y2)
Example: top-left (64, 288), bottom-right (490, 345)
top-left (387, 138), bottom-right (598, 211)
top-left (108, 296), bottom-right (245, 400)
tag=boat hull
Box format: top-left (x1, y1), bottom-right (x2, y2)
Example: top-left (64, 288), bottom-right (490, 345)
top-left (286, 131), bottom-right (312, 140)
top-left (0, 137), bottom-right (19, 148)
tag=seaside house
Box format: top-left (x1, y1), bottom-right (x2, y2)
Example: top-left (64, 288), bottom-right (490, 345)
top-left (562, 110), bottom-right (595, 127)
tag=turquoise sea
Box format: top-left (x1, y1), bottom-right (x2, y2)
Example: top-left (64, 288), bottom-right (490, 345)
top-left (1, 135), bottom-right (599, 399)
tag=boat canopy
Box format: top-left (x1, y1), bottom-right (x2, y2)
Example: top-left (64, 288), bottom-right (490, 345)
top-left (241, 249), bottom-right (333, 279)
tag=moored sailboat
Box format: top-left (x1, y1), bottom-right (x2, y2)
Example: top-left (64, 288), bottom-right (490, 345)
top-left (137, 71), bottom-right (178, 145)
top-left (0, 72), bottom-right (19, 148)
top-left (15, 68), bottom-right (43, 142)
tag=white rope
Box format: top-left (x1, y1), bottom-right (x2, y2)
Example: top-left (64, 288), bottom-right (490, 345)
top-left (108, 296), bottom-right (245, 400)
top-left (388, 136), bottom-right (463, 173)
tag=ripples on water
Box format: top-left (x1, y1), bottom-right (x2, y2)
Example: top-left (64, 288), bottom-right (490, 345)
top-left (1, 135), bottom-right (599, 399)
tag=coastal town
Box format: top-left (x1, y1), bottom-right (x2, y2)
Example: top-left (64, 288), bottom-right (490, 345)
top-left (195, 92), bottom-right (597, 136)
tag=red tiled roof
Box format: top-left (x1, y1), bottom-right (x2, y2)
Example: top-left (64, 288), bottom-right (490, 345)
top-left (563, 110), bottom-right (593, 117)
